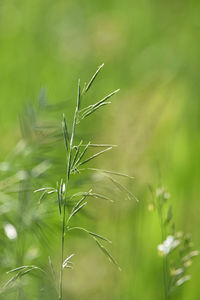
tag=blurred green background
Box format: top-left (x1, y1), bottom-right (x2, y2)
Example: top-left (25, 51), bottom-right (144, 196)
top-left (0, 1), bottom-right (200, 299)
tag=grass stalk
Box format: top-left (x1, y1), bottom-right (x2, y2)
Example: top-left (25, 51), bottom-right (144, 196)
top-left (54, 66), bottom-right (121, 299)
top-left (59, 80), bottom-right (80, 300)
top-left (157, 196), bottom-right (168, 300)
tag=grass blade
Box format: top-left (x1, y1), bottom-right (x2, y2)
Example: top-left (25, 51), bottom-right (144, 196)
top-left (73, 142), bottom-right (91, 168)
top-left (3, 273), bottom-right (20, 288)
top-left (79, 89), bottom-right (120, 121)
top-left (89, 192), bottom-right (114, 203)
top-left (78, 147), bottom-right (112, 166)
top-left (38, 190), bottom-right (47, 204)
top-left (81, 102), bottom-right (111, 120)
top-left (70, 191), bottom-right (114, 202)
top-left (83, 63), bottom-right (104, 94)
top-left (109, 176), bottom-right (139, 202)
top-left (57, 181), bottom-right (62, 215)
top-left (7, 265), bottom-right (44, 274)
top-left (88, 231), bottom-right (112, 243)
top-left (82, 143), bottom-right (117, 148)
top-left (3, 266), bottom-right (45, 289)
top-left (67, 202), bottom-right (87, 223)
top-left (34, 187), bottom-right (55, 193)
top-left (48, 256), bottom-right (56, 281)
top-left (6, 266), bottom-right (29, 274)
top-left (67, 226), bottom-right (111, 243)
top-left (71, 141), bottom-right (83, 168)
top-left (62, 114), bottom-right (70, 152)
top-left (86, 167), bottom-right (134, 179)
top-left (71, 189), bottom-right (92, 213)
top-left (93, 89), bottom-right (120, 108)
top-left (67, 79), bottom-right (81, 180)
top-left (62, 254), bottom-right (75, 269)
top-left (95, 239), bottom-right (121, 270)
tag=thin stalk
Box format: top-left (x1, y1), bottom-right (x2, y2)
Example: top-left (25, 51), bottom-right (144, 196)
top-left (157, 199), bottom-right (168, 300)
top-left (59, 80), bottom-right (80, 300)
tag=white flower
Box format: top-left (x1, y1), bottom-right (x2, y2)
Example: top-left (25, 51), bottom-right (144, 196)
top-left (4, 223), bottom-right (17, 240)
top-left (158, 235), bottom-right (180, 256)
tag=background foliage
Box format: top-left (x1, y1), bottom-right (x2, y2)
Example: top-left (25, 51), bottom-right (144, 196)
top-left (0, 1), bottom-right (200, 299)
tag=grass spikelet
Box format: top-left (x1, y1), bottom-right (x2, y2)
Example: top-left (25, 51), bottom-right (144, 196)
top-left (72, 142), bottom-right (91, 169)
top-left (108, 176), bottom-right (138, 202)
top-left (48, 256), bottom-right (56, 281)
top-left (62, 114), bottom-right (70, 152)
top-left (71, 189), bottom-right (92, 213)
top-left (95, 239), bottom-right (121, 270)
top-left (83, 63), bottom-right (104, 94)
top-left (78, 147), bottom-right (112, 167)
top-left (86, 167), bottom-right (134, 178)
top-left (67, 226), bottom-right (112, 243)
top-left (67, 202), bottom-right (87, 224)
top-left (79, 89), bottom-right (120, 121)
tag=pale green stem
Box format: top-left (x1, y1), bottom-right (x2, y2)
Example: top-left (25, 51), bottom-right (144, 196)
top-left (59, 80), bottom-right (80, 300)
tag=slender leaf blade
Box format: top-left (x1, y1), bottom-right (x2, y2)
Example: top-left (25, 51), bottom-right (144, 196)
top-left (83, 63), bottom-right (104, 94)
top-left (78, 147), bottom-right (112, 166)
top-left (95, 239), bottom-right (121, 270)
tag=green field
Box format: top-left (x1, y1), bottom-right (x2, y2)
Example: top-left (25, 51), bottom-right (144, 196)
top-left (0, 1), bottom-right (200, 299)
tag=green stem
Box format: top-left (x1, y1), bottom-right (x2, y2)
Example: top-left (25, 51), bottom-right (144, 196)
top-left (59, 80), bottom-right (80, 300)
top-left (158, 200), bottom-right (168, 300)
top-left (59, 200), bottom-right (66, 300)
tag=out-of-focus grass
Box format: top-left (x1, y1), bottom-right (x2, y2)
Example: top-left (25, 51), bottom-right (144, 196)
top-left (1, 1), bottom-right (200, 299)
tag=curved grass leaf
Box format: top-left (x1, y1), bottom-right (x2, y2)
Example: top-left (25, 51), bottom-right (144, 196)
top-left (7, 265), bottom-right (44, 274)
top-left (34, 187), bottom-right (56, 193)
top-left (70, 191), bottom-right (114, 203)
top-left (67, 226), bottom-right (111, 243)
top-left (4, 265), bottom-right (45, 289)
